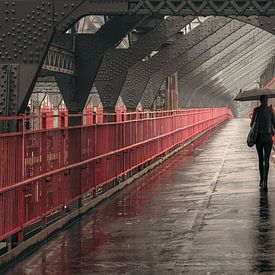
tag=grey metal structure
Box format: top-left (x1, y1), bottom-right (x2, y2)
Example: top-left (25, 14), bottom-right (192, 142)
top-left (139, 18), bottom-right (245, 108)
top-left (95, 16), bottom-right (194, 112)
top-left (260, 56), bottom-right (275, 87)
top-left (121, 14), bottom-right (275, 110)
top-left (1, 0), bottom-right (275, 121)
top-left (54, 15), bottom-right (143, 114)
top-left (178, 37), bottom-right (275, 117)
top-left (180, 34), bottom-right (275, 100)
top-left (43, 45), bottom-right (75, 75)
top-left (129, 1), bottom-right (275, 16)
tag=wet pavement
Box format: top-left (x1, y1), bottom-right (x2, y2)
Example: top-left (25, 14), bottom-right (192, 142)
top-left (5, 118), bottom-right (275, 274)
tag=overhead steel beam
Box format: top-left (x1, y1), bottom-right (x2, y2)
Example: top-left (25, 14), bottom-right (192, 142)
top-left (43, 45), bottom-right (75, 75)
top-left (215, 46), bottom-right (274, 92)
top-left (126, 17), bottom-right (275, 108)
top-left (2, 0), bottom-right (275, 119)
top-left (200, 37), bottom-right (275, 92)
top-left (260, 56), bottom-right (275, 87)
top-left (140, 19), bottom-right (247, 109)
top-left (230, 16), bottom-right (275, 35)
top-left (54, 15), bottom-right (144, 115)
top-left (178, 28), bottom-right (268, 90)
top-left (121, 16), bottom-right (234, 110)
top-left (188, 60), bottom-right (268, 110)
top-left (179, 43), bottom-right (274, 110)
top-left (188, 56), bottom-right (272, 105)
top-left (184, 49), bottom-right (274, 109)
top-left (179, 79), bottom-right (225, 106)
top-left (0, 0), bottom-right (129, 119)
top-left (179, 34), bottom-right (275, 98)
top-left (178, 30), bottom-right (272, 95)
top-left (30, 93), bottom-right (47, 108)
top-left (95, 16), bottom-right (194, 112)
top-left (129, 1), bottom-right (275, 16)
top-left (145, 24), bottom-right (258, 109)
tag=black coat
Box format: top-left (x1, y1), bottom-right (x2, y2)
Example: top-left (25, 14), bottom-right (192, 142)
top-left (251, 105), bottom-right (275, 134)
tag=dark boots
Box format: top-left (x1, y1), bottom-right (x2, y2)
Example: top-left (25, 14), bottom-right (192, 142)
top-left (261, 179), bottom-right (268, 192)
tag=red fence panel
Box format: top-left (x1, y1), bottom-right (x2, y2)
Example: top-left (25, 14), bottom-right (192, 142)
top-left (0, 108), bottom-right (233, 242)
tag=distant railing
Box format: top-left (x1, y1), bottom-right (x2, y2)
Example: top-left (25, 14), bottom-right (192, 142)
top-left (0, 108), bottom-right (232, 243)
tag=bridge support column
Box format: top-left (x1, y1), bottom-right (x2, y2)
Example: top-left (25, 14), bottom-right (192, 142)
top-left (55, 16), bottom-right (143, 119)
top-left (167, 73), bottom-right (178, 110)
top-left (96, 16), bottom-right (193, 112)
top-left (0, 1), bottom-right (129, 131)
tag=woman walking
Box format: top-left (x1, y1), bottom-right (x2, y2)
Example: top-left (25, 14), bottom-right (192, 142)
top-left (251, 95), bottom-right (275, 191)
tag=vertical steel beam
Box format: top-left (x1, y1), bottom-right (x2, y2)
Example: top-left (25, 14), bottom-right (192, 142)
top-left (0, 1), bottom-right (128, 119)
top-left (141, 18), bottom-right (245, 109)
top-left (54, 15), bottom-right (143, 116)
top-left (126, 16), bottom-right (275, 111)
top-left (122, 16), bottom-right (234, 110)
top-left (95, 16), bottom-right (194, 112)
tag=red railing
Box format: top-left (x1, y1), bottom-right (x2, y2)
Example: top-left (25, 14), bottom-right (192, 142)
top-left (0, 108), bottom-right (232, 242)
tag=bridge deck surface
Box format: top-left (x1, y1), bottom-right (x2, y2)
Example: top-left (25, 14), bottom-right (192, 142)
top-left (6, 118), bottom-right (275, 274)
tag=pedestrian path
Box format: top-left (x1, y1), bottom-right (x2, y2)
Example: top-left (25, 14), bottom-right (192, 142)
top-left (6, 119), bottom-right (275, 274)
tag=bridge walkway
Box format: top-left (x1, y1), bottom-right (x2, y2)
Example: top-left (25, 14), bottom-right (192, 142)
top-left (6, 118), bottom-right (275, 274)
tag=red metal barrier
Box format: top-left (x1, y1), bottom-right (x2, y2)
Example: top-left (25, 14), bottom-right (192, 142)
top-left (58, 107), bottom-right (68, 127)
top-left (86, 104), bottom-right (94, 125)
top-left (40, 107), bottom-right (54, 129)
top-left (0, 108), bottom-right (232, 242)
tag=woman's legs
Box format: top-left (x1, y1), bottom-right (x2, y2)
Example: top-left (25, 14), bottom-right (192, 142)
top-left (256, 141), bottom-right (264, 182)
top-left (257, 135), bottom-right (272, 191)
top-left (263, 136), bottom-right (273, 182)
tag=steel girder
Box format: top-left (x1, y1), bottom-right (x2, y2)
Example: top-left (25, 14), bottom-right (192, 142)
top-left (182, 41), bottom-right (275, 109)
top-left (121, 16), bottom-right (234, 110)
top-left (54, 15), bottom-right (143, 114)
top-left (180, 80), bottom-right (228, 106)
top-left (126, 17), bottom-right (275, 109)
top-left (0, 1), bottom-right (129, 117)
top-left (179, 38), bottom-right (274, 108)
top-left (147, 28), bottom-right (256, 108)
top-left (187, 54), bottom-right (272, 105)
top-left (177, 31), bottom-right (274, 109)
top-left (260, 56), bottom-right (275, 86)
top-left (230, 16), bottom-right (275, 35)
top-left (140, 18), bottom-right (246, 109)
top-left (2, 1), bottom-right (275, 118)
top-left (197, 35), bottom-right (275, 93)
top-left (34, 16), bottom-right (106, 76)
top-left (177, 27), bottom-right (266, 91)
top-left (95, 16), bottom-right (194, 112)
top-left (43, 45), bottom-right (75, 75)
top-left (31, 93), bottom-right (46, 108)
top-left (31, 92), bottom-right (63, 108)
top-left (188, 59), bottom-right (269, 111)
top-left (129, 1), bottom-right (275, 16)
top-left (177, 28), bottom-right (270, 97)
top-left (216, 45), bottom-right (274, 92)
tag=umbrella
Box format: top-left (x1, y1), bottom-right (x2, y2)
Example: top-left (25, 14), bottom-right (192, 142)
top-left (234, 88), bottom-right (275, 101)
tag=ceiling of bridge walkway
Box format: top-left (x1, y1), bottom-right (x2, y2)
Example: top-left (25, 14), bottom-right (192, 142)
top-left (35, 15), bottom-right (275, 118)
top-left (84, 16), bottom-right (274, 107)
top-left (174, 16), bottom-right (275, 117)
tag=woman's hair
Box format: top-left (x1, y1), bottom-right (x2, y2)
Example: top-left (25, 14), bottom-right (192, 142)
top-left (260, 95), bottom-right (268, 105)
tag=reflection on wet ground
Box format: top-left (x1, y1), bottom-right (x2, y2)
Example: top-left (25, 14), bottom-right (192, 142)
top-left (5, 119), bottom-right (275, 274)
top-left (251, 192), bottom-right (274, 273)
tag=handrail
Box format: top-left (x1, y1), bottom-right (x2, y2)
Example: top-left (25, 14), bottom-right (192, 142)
top-left (0, 108), bottom-right (233, 243)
